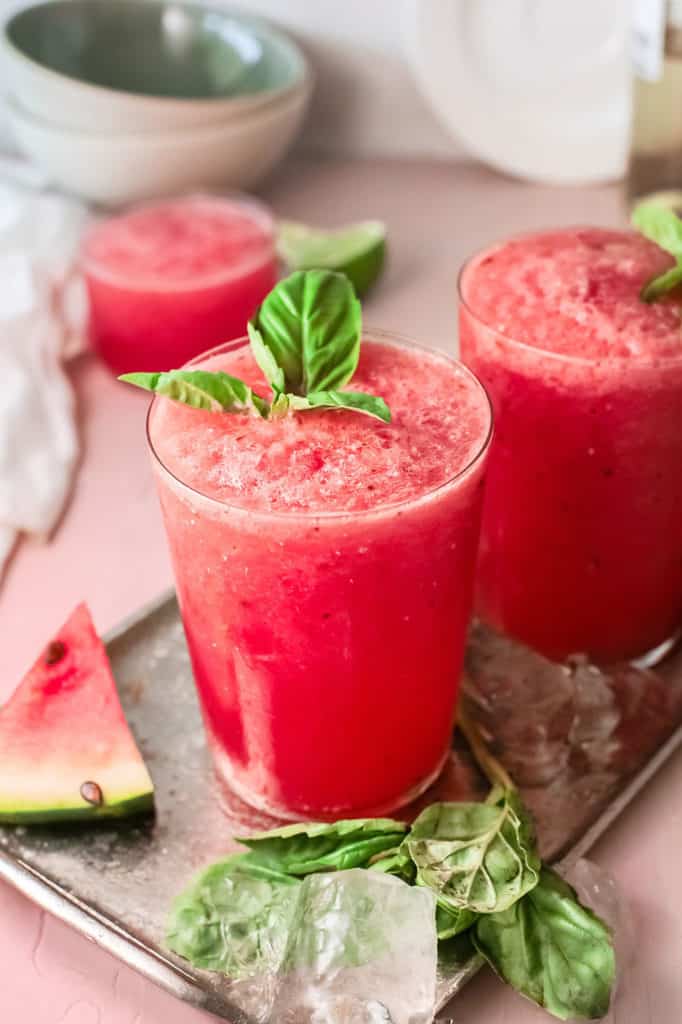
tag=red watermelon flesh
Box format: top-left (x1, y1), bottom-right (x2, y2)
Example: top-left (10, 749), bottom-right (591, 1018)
top-left (0, 603), bottom-right (154, 823)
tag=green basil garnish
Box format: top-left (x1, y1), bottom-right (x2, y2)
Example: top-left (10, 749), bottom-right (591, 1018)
top-left (474, 867), bottom-right (616, 1021)
top-left (166, 854), bottom-right (299, 976)
top-left (237, 818), bottom-right (407, 875)
top-left (248, 269), bottom-right (361, 395)
top-left (119, 369), bottom-right (268, 417)
top-left (120, 269), bottom-right (390, 423)
top-left (167, 712), bottom-right (616, 1021)
top-left (405, 790), bottom-right (540, 916)
top-left (631, 202), bottom-right (682, 302)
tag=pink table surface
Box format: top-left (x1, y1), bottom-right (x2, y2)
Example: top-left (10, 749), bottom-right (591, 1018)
top-left (2, 158), bottom-right (681, 1024)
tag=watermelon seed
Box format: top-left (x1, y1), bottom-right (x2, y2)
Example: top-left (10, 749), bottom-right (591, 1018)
top-left (80, 781), bottom-right (103, 806)
top-left (44, 641), bottom-right (66, 666)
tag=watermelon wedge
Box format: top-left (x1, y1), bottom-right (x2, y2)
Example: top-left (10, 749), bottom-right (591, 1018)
top-left (0, 604), bottom-right (154, 824)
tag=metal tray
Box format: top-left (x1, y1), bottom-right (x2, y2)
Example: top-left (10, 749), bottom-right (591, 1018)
top-left (2, 592), bottom-right (682, 1021)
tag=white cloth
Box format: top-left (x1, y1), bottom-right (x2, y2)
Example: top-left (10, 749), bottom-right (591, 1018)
top-left (0, 162), bottom-right (89, 581)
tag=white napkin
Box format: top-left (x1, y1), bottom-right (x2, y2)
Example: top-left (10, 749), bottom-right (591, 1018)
top-left (0, 162), bottom-right (89, 582)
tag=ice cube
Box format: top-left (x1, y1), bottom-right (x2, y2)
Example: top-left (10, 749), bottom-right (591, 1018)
top-left (566, 656), bottom-right (621, 768)
top-left (276, 870), bottom-right (438, 1024)
top-left (280, 995), bottom-right (393, 1023)
top-left (463, 621), bottom-right (667, 790)
top-left (464, 622), bottom-right (576, 786)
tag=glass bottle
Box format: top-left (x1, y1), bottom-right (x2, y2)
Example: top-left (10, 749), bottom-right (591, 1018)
top-left (627, 0), bottom-right (682, 207)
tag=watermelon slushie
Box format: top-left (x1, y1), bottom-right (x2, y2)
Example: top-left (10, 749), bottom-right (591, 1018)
top-left (82, 195), bottom-right (276, 375)
top-left (460, 228), bottom-right (682, 663)
top-left (148, 333), bottom-right (492, 818)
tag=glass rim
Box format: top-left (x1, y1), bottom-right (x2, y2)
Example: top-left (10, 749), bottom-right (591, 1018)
top-left (80, 191), bottom-right (275, 294)
top-left (457, 229), bottom-right (682, 368)
top-left (146, 327), bottom-right (494, 522)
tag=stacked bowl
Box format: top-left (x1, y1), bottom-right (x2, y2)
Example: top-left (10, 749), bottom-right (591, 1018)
top-left (1, 0), bottom-right (311, 205)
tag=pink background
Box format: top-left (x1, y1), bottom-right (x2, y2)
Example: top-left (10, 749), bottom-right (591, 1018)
top-left (2, 159), bottom-right (680, 1022)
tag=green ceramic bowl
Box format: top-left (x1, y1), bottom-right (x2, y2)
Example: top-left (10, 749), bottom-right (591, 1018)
top-left (2, 0), bottom-right (309, 131)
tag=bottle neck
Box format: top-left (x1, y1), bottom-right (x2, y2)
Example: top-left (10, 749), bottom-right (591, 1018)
top-left (670, 0), bottom-right (682, 28)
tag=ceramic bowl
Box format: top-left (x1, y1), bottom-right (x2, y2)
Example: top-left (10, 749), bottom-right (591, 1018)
top-left (2, 0), bottom-right (308, 132)
top-left (6, 78), bottom-right (311, 206)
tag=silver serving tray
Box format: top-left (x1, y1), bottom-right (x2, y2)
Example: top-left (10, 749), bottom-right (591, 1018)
top-left (2, 591), bottom-right (682, 1021)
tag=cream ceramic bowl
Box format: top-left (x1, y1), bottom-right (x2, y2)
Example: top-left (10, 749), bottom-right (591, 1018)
top-left (6, 79), bottom-right (311, 206)
top-left (2, 0), bottom-right (308, 132)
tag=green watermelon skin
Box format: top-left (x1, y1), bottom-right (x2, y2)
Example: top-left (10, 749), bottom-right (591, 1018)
top-left (0, 604), bottom-right (154, 824)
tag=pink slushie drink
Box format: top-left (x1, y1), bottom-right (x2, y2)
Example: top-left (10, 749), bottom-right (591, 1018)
top-left (83, 195), bottom-right (276, 375)
top-left (149, 333), bottom-right (492, 818)
top-left (460, 228), bottom-right (682, 663)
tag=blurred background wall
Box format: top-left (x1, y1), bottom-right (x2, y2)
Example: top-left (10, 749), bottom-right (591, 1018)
top-left (223, 0), bottom-right (461, 158)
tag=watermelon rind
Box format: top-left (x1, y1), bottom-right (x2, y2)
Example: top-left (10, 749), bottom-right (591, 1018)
top-left (0, 791), bottom-right (153, 825)
top-left (0, 604), bottom-right (154, 825)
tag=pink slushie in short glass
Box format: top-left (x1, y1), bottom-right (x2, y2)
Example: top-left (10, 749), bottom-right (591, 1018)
top-left (82, 194), bottom-right (277, 375)
top-left (460, 228), bottom-right (682, 664)
top-left (148, 332), bottom-right (492, 818)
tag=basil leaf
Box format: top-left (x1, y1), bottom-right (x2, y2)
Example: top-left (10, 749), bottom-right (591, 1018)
top-left (631, 203), bottom-right (682, 302)
top-left (405, 794), bottom-right (540, 915)
top-left (119, 370), bottom-right (268, 417)
top-left (632, 202), bottom-right (682, 255)
top-left (435, 901), bottom-right (477, 940)
top-left (249, 269), bottom-right (362, 395)
top-left (640, 263), bottom-right (682, 303)
top-left (237, 818), bottom-right (408, 875)
top-left (438, 928), bottom-right (479, 974)
top-left (269, 392), bottom-right (292, 418)
top-left (473, 868), bottom-right (615, 1021)
top-left (166, 854), bottom-right (300, 977)
top-left (306, 390), bottom-right (392, 423)
top-left (368, 844), bottom-right (416, 883)
top-left (247, 321), bottom-right (285, 395)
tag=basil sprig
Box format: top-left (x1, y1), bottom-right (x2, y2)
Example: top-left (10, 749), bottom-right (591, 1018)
top-left (631, 202), bottom-right (682, 301)
top-left (167, 714), bottom-right (615, 1020)
top-left (120, 269), bottom-right (391, 424)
